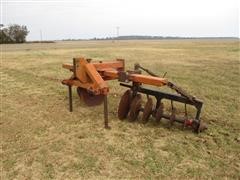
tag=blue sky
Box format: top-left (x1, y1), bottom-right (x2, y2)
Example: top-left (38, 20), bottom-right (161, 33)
top-left (1, 0), bottom-right (239, 40)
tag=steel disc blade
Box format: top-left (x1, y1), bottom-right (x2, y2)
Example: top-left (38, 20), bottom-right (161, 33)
top-left (129, 94), bottom-right (142, 121)
top-left (77, 87), bottom-right (104, 106)
top-left (155, 103), bottom-right (164, 122)
top-left (118, 90), bottom-right (132, 120)
top-left (142, 98), bottom-right (153, 123)
top-left (169, 107), bottom-right (176, 127)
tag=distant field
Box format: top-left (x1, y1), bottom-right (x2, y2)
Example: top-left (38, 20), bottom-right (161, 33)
top-left (1, 39), bottom-right (240, 179)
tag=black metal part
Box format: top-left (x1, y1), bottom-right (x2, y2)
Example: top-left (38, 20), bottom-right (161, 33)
top-left (132, 82), bottom-right (141, 98)
top-left (68, 85), bottom-right (73, 112)
top-left (118, 71), bottom-right (129, 82)
top-left (66, 85), bottom-right (109, 129)
top-left (120, 83), bottom-right (203, 122)
top-left (73, 58), bottom-right (77, 78)
top-left (104, 95), bottom-right (110, 129)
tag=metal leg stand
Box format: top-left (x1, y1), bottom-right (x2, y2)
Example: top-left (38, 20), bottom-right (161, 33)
top-left (68, 85), bottom-right (73, 112)
top-left (104, 95), bottom-right (111, 129)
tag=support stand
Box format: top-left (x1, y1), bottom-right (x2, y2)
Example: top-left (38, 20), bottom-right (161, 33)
top-left (67, 85), bottom-right (111, 129)
top-left (68, 85), bottom-right (73, 112)
top-left (104, 95), bottom-right (111, 129)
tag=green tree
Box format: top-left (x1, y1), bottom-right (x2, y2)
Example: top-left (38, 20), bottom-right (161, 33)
top-left (0, 24), bottom-right (29, 44)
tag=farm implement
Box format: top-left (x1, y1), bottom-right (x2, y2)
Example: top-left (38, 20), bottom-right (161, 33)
top-left (62, 57), bottom-right (207, 133)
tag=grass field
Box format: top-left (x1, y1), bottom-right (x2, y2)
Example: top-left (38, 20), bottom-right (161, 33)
top-left (1, 39), bottom-right (240, 179)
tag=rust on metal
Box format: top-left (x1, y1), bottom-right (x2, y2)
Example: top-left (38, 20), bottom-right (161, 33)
top-left (169, 107), bottom-right (176, 127)
top-left (142, 97), bottom-right (153, 123)
top-left (77, 87), bottom-right (104, 106)
top-left (129, 94), bottom-right (142, 121)
top-left (118, 90), bottom-right (132, 120)
top-left (155, 102), bottom-right (164, 123)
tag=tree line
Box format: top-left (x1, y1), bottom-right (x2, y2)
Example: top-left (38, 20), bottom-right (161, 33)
top-left (0, 24), bottom-right (29, 44)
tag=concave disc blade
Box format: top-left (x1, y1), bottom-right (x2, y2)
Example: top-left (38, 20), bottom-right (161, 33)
top-left (142, 98), bottom-right (153, 123)
top-left (118, 90), bottom-right (132, 120)
top-left (77, 87), bottom-right (104, 106)
top-left (129, 94), bottom-right (142, 121)
top-left (155, 103), bottom-right (164, 122)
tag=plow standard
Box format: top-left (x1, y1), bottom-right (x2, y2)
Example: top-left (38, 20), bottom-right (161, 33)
top-left (62, 57), bottom-right (207, 133)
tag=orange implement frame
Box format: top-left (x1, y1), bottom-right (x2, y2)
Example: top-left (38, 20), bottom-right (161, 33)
top-left (62, 57), bottom-right (168, 95)
top-left (62, 58), bottom-right (125, 95)
top-left (62, 57), bottom-right (205, 132)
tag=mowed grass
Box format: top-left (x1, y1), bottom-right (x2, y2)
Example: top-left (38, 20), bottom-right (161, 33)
top-left (1, 39), bottom-right (240, 179)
